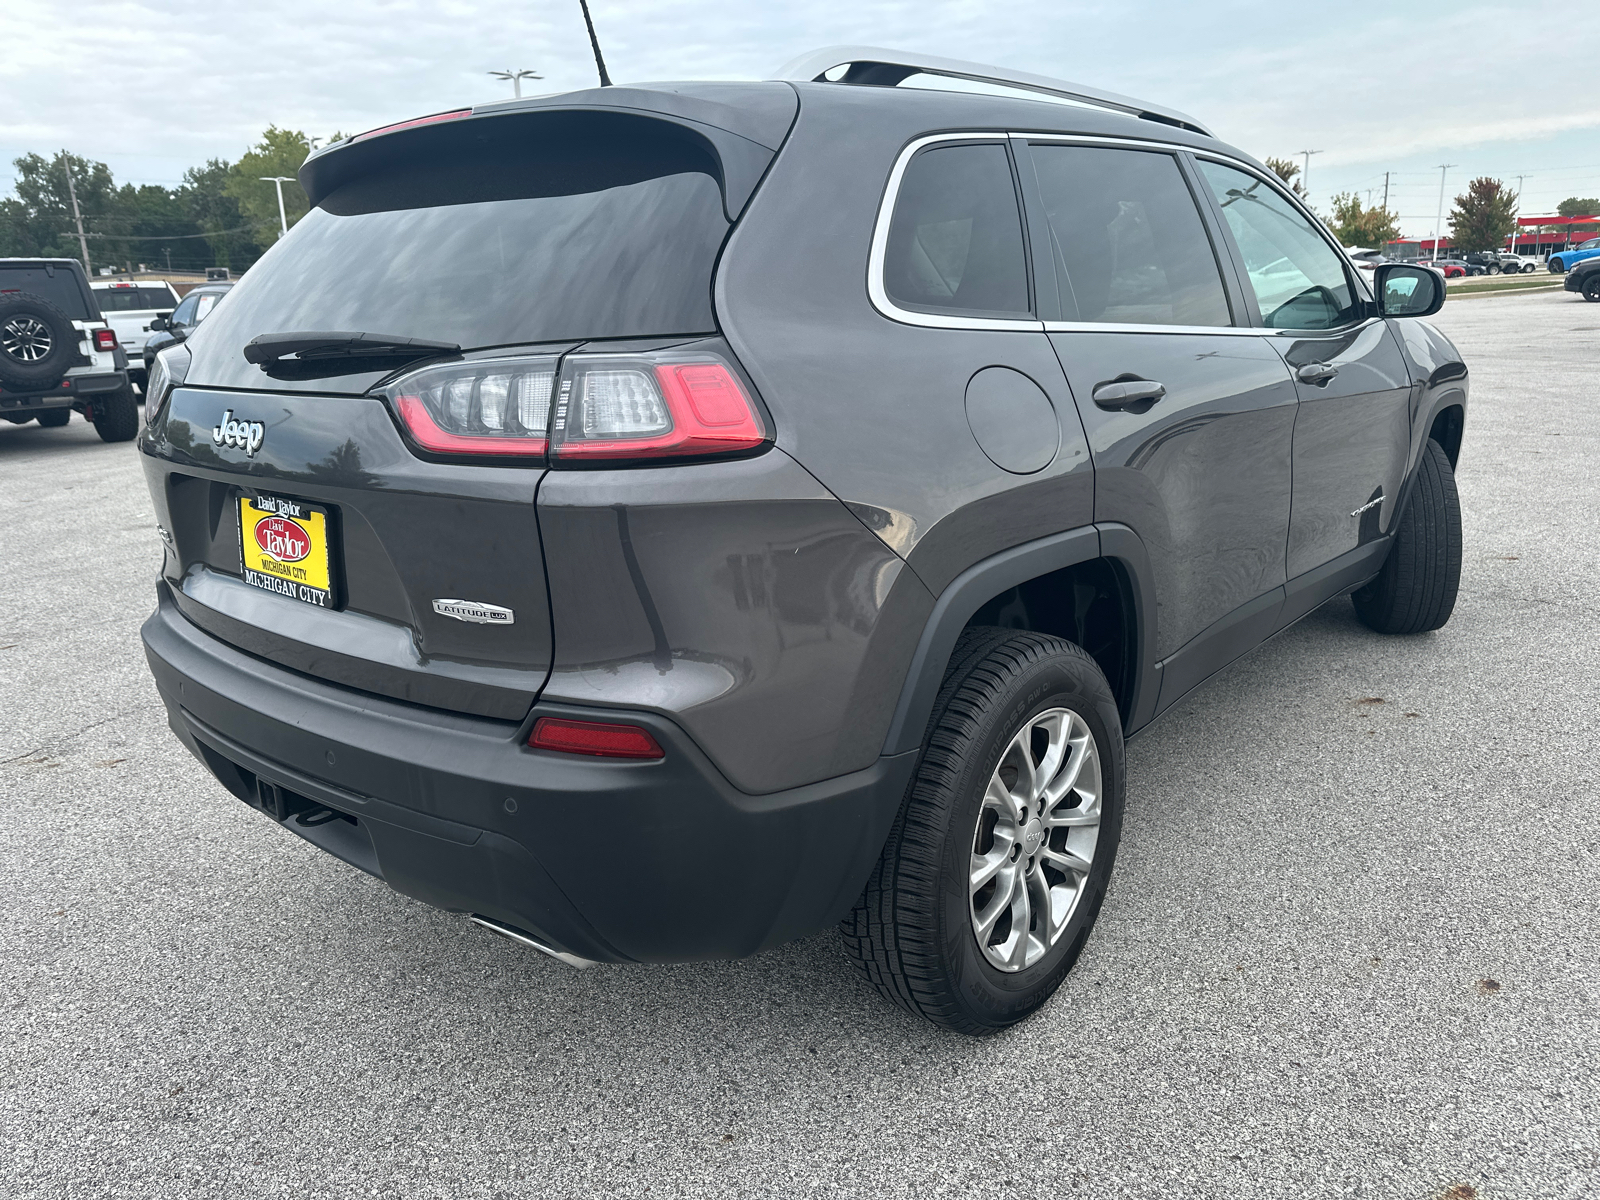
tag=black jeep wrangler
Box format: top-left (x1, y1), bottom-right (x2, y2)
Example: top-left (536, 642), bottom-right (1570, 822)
top-left (0, 258), bottom-right (139, 441)
top-left (137, 48), bottom-right (1466, 1033)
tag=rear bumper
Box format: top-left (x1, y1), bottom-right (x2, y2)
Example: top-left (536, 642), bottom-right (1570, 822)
top-left (0, 372), bottom-right (127, 408)
top-left (141, 582), bottom-right (914, 964)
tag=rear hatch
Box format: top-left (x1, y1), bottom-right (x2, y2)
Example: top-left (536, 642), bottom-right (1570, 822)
top-left (140, 91), bottom-right (793, 721)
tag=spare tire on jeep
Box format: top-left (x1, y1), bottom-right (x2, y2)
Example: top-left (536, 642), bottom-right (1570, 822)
top-left (0, 292), bottom-right (78, 391)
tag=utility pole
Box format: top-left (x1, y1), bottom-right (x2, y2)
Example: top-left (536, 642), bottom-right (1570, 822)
top-left (1382, 171), bottom-right (1390, 210)
top-left (60, 152), bottom-right (91, 274)
top-left (1433, 164), bottom-right (1457, 261)
top-left (260, 176), bottom-right (296, 238)
top-left (1511, 174), bottom-right (1526, 251)
top-left (1297, 149), bottom-right (1321, 201)
top-left (488, 69), bottom-right (542, 98)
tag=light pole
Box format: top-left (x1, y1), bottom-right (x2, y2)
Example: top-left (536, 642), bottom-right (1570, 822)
top-left (260, 176), bottom-right (296, 239)
top-left (489, 69), bottom-right (542, 98)
top-left (1297, 149), bottom-right (1321, 201)
top-left (1511, 174), bottom-right (1526, 252)
top-left (1432, 164), bottom-right (1457, 261)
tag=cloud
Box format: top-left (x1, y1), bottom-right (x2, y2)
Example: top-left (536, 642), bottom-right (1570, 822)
top-left (3, 0), bottom-right (1596, 228)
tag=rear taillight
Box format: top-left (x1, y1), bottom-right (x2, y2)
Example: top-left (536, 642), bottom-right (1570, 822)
top-left (145, 344), bottom-right (190, 419)
top-left (529, 717), bottom-right (664, 760)
top-left (384, 356), bottom-right (556, 458)
top-left (550, 353), bottom-right (768, 464)
top-left (93, 328), bottom-right (117, 352)
top-left (381, 347), bottom-right (770, 466)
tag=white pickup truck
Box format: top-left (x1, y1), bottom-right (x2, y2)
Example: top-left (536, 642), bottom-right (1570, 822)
top-left (89, 279), bottom-right (180, 391)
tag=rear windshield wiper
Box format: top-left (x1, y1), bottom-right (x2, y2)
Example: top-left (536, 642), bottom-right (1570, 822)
top-left (243, 331), bottom-right (460, 368)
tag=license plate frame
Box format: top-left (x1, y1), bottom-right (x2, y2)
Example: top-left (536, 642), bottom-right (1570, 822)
top-left (237, 492), bottom-right (338, 609)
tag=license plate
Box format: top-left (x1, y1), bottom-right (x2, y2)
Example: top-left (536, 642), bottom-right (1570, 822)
top-left (238, 493), bottom-right (334, 608)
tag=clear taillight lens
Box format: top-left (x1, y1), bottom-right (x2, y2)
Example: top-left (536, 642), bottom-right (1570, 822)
top-left (383, 356), bottom-right (556, 459)
top-left (551, 353), bottom-right (768, 464)
top-left (145, 344), bottom-right (190, 419)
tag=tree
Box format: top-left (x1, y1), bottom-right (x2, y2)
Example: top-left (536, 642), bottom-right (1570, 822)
top-left (1264, 157), bottom-right (1308, 199)
top-left (1326, 193), bottom-right (1400, 248)
top-left (0, 152), bottom-right (119, 263)
top-left (1556, 197), bottom-right (1600, 218)
top-left (180, 159), bottom-right (258, 272)
top-left (224, 127), bottom-right (314, 251)
top-left (1448, 177), bottom-right (1517, 252)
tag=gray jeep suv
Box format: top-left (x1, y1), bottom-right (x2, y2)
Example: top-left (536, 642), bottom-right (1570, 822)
top-left (137, 48), bottom-right (1466, 1033)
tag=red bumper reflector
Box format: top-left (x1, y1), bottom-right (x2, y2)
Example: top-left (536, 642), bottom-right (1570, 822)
top-left (529, 718), bottom-right (664, 760)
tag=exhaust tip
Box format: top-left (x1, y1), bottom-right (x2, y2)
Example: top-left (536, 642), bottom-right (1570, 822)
top-left (469, 914), bottom-right (598, 970)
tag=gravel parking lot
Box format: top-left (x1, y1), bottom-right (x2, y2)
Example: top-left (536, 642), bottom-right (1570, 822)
top-left (2, 289), bottom-right (1597, 1200)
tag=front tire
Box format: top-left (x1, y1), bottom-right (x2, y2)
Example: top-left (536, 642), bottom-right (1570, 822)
top-left (842, 629), bottom-right (1125, 1035)
top-left (1352, 439), bottom-right (1462, 634)
top-left (91, 385), bottom-right (140, 443)
top-left (1522, 262), bottom-right (1537, 273)
top-left (1583, 276), bottom-right (1600, 302)
top-left (1550, 259), bottom-right (1565, 273)
top-left (1487, 264), bottom-right (1501, 275)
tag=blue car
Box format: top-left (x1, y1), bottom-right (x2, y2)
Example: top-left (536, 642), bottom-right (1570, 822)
top-left (1548, 237), bottom-right (1600, 272)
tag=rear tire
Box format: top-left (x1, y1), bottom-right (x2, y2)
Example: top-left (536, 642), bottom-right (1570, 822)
top-left (35, 408), bottom-right (70, 427)
top-left (842, 629), bottom-right (1125, 1035)
top-left (91, 385), bottom-right (140, 443)
top-left (1352, 439), bottom-right (1462, 635)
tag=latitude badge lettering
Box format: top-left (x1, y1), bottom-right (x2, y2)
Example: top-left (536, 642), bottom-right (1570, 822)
top-left (212, 409), bottom-right (265, 456)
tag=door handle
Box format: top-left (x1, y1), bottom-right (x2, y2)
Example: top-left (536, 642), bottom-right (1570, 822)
top-left (1092, 378), bottom-right (1166, 410)
top-left (1295, 362), bottom-right (1339, 384)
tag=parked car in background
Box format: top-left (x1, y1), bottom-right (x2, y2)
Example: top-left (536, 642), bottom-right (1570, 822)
top-left (1463, 252), bottom-right (1505, 275)
top-left (1496, 251), bottom-right (1541, 273)
top-left (1344, 247), bottom-right (1384, 273)
top-left (0, 257), bottom-right (138, 440)
top-left (142, 282), bottom-right (232, 373)
top-left (1430, 259), bottom-right (1472, 278)
top-left (136, 48), bottom-right (1468, 1034)
top-left (90, 279), bottom-right (180, 392)
top-left (1548, 238), bottom-right (1600, 272)
top-left (1564, 256), bottom-right (1600, 301)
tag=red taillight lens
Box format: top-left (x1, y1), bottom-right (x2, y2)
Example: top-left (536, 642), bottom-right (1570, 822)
top-left (550, 355), bottom-right (767, 463)
top-left (383, 356), bottom-right (556, 460)
top-left (529, 718), bottom-right (665, 760)
top-left (354, 109), bottom-right (473, 141)
top-left (93, 328), bottom-right (117, 351)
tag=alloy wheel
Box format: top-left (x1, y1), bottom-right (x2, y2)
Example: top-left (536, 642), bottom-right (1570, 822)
top-left (969, 707), bottom-right (1102, 972)
top-left (2, 316), bottom-right (52, 362)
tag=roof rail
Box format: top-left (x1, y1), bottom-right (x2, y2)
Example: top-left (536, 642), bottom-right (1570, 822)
top-left (773, 46), bottom-right (1213, 138)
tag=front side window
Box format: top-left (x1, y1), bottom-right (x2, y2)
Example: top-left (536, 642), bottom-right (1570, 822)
top-left (1197, 160), bottom-right (1359, 330)
top-left (1030, 145), bottom-right (1232, 327)
top-left (883, 142), bottom-right (1031, 318)
top-left (193, 293), bottom-right (220, 323)
top-left (169, 294), bottom-right (200, 326)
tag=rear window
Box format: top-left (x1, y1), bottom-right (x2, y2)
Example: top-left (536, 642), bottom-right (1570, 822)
top-left (93, 286), bottom-right (177, 311)
top-left (189, 113), bottom-right (731, 374)
top-left (0, 265), bottom-right (94, 320)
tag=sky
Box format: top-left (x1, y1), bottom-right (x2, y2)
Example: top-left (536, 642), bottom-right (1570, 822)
top-left (4, 0), bottom-right (1597, 239)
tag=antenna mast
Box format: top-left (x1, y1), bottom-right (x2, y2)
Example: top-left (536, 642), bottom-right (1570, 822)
top-left (578, 0), bottom-right (612, 87)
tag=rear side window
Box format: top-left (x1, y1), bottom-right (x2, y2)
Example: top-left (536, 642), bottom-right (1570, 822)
top-left (93, 287), bottom-right (177, 311)
top-left (883, 142), bottom-right (1031, 318)
top-left (190, 114), bottom-right (730, 358)
top-left (1197, 160), bottom-right (1358, 330)
top-left (0, 266), bottom-right (93, 320)
top-left (1029, 145), bottom-right (1232, 327)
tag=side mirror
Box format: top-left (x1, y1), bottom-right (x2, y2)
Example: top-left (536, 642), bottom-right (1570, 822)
top-left (148, 315), bottom-right (169, 331)
top-left (1374, 263), bottom-right (1444, 318)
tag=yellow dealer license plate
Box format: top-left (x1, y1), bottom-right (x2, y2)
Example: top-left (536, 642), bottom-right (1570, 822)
top-left (238, 494), bottom-right (334, 608)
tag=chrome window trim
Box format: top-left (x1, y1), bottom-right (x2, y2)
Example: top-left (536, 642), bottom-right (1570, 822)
top-left (868, 131), bottom-right (1374, 335)
top-left (867, 132), bottom-right (1044, 333)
